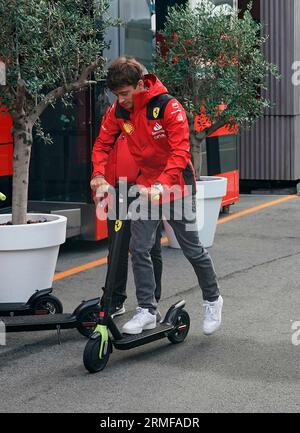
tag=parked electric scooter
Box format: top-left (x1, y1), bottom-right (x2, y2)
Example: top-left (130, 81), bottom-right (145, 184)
top-left (83, 184), bottom-right (190, 373)
top-left (1, 292), bottom-right (100, 338)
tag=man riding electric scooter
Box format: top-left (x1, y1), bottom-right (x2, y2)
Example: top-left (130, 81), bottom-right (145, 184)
top-left (91, 56), bottom-right (223, 338)
top-left (96, 112), bottom-right (163, 318)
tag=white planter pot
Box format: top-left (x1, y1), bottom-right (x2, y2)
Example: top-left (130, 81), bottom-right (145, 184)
top-left (163, 176), bottom-right (227, 249)
top-left (0, 214), bottom-right (67, 303)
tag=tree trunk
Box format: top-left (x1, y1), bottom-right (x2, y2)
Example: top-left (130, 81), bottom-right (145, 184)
top-left (12, 117), bottom-right (33, 225)
top-left (189, 127), bottom-right (206, 180)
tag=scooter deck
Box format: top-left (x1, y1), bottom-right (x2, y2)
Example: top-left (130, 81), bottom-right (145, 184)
top-left (1, 313), bottom-right (77, 332)
top-left (112, 322), bottom-right (174, 350)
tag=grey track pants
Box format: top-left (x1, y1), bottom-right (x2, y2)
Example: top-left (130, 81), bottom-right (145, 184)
top-left (129, 194), bottom-right (220, 313)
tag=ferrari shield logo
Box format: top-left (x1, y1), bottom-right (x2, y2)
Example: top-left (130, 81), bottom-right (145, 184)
top-left (115, 220), bottom-right (123, 232)
top-left (153, 107), bottom-right (160, 119)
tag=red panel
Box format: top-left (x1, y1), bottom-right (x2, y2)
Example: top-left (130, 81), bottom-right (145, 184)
top-left (0, 143), bottom-right (13, 176)
top-left (0, 108), bottom-right (13, 144)
top-left (95, 214), bottom-right (108, 241)
top-left (215, 170), bottom-right (240, 206)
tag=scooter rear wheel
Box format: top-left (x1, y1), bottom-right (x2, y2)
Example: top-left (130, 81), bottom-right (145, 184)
top-left (83, 334), bottom-right (111, 373)
top-left (76, 306), bottom-right (99, 338)
top-left (167, 309), bottom-right (190, 344)
top-left (31, 295), bottom-right (63, 315)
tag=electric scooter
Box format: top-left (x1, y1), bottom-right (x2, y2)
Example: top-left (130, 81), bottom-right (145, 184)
top-left (1, 292), bottom-right (101, 338)
top-left (83, 184), bottom-right (190, 373)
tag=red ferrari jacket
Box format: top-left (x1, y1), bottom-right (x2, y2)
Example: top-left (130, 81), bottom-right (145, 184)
top-left (92, 74), bottom-right (196, 197)
top-left (104, 133), bottom-right (140, 186)
top-left (93, 111), bottom-right (140, 186)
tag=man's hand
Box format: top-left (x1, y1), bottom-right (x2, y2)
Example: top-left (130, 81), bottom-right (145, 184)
top-left (90, 175), bottom-right (109, 192)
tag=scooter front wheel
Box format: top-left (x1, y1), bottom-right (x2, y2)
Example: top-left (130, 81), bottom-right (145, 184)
top-left (167, 309), bottom-right (190, 344)
top-left (83, 334), bottom-right (112, 373)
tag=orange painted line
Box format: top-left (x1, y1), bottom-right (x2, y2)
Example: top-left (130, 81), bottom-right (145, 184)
top-left (54, 195), bottom-right (298, 281)
top-left (218, 194), bottom-right (298, 225)
top-left (53, 257), bottom-right (108, 281)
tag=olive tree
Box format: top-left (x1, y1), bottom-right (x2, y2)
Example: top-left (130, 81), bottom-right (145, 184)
top-left (0, 0), bottom-right (115, 224)
top-left (154, 0), bottom-right (280, 178)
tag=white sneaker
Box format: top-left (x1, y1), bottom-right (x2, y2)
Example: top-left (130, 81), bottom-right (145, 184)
top-left (122, 307), bottom-right (156, 335)
top-left (203, 295), bottom-right (223, 335)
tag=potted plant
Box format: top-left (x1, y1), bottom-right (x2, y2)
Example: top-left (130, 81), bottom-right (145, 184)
top-left (0, 0), bottom-right (114, 305)
top-left (155, 0), bottom-right (280, 247)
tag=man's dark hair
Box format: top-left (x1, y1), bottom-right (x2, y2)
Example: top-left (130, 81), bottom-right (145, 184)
top-left (106, 56), bottom-right (144, 90)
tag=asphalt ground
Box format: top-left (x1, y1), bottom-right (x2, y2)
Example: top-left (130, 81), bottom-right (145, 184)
top-left (0, 193), bottom-right (300, 413)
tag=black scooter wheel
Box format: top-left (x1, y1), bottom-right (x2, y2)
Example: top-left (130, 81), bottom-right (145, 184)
top-left (167, 309), bottom-right (190, 344)
top-left (76, 306), bottom-right (99, 338)
top-left (32, 295), bottom-right (63, 315)
top-left (83, 334), bottom-right (111, 373)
